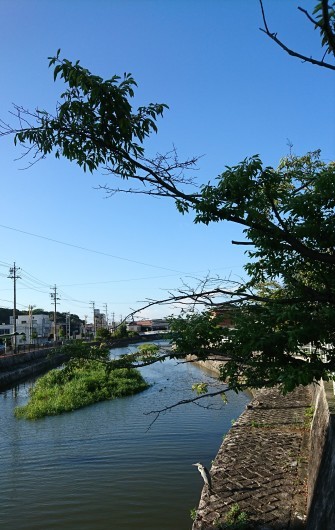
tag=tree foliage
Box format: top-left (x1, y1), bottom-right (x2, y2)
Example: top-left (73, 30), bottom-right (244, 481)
top-left (95, 327), bottom-right (112, 342)
top-left (1, 3), bottom-right (335, 395)
top-left (112, 323), bottom-right (130, 339)
top-left (0, 307), bottom-right (24, 324)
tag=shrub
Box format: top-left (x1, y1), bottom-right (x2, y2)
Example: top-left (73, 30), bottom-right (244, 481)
top-left (14, 362), bottom-right (149, 420)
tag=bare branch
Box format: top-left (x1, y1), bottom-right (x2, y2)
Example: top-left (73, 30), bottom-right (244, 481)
top-left (259, 0), bottom-right (335, 71)
top-left (97, 148), bottom-right (202, 199)
top-left (131, 351), bottom-right (173, 368)
top-left (231, 240), bottom-right (254, 246)
top-left (144, 386), bottom-right (235, 429)
top-left (122, 272), bottom-right (333, 327)
top-left (145, 388), bottom-right (231, 415)
top-left (297, 6), bottom-right (319, 27)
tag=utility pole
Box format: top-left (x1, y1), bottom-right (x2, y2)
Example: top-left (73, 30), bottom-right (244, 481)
top-left (66, 312), bottom-right (71, 340)
top-left (90, 301), bottom-right (96, 338)
top-left (104, 303), bottom-right (108, 329)
top-left (84, 315), bottom-right (88, 339)
top-left (8, 262), bottom-right (21, 353)
top-left (28, 304), bottom-right (36, 344)
top-left (50, 285), bottom-right (60, 342)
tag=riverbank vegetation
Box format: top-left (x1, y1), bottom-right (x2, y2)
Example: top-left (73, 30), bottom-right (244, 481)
top-left (14, 344), bottom-right (149, 419)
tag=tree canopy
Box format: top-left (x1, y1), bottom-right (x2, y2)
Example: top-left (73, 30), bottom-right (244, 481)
top-left (1, 2), bottom-right (335, 395)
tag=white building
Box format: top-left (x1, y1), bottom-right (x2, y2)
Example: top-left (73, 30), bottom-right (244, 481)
top-left (94, 309), bottom-right (107, 330)
top-left (0, 323), bottom-right (12, 337)
top-left (9, 313), bottom-right (53, 344)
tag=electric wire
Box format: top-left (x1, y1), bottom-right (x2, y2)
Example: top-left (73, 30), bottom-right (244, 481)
top-left (0, 224), bottom-right (243, 317)
top-left (0, 223), bottom-right (188, 274)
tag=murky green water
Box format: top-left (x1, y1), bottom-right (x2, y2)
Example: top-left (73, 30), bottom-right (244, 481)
top-left (0, 342), bottom-right (250, 530)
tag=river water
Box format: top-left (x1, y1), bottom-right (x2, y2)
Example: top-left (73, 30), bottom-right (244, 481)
top-left (0, 342), bottom-right (250, 530)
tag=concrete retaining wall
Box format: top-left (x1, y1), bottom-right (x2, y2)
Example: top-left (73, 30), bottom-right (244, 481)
top-left (192, 386), bottom-right (311, 530)
top-left (0, 349), bottom-right (69, 390)
top-left (306, 381), bottom-right (335, 529)
top-left (189, 369), bottom-right (335, 529)
top-left (190, 358), bottom-right (335, 529)
top-left (0, 349), bottom-right (55, 370)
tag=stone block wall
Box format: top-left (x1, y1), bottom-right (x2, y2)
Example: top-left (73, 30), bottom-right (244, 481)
top-left (307, 380), bottom-right (335, 529)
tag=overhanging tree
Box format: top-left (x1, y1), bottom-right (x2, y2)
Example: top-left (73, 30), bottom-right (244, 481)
top-left (0, 2), bottom-right (334, 394)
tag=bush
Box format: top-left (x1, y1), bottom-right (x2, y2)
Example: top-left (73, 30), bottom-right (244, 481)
top-left (14, 362), bottom-right (149, 420)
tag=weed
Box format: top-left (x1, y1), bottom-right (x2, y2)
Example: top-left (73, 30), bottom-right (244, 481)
top-left (190, 507), bottom-right (197, 521)
top-left (304, 406), bottom-right (314, 426)
top-left (215, 503), bottom-right (250, 529)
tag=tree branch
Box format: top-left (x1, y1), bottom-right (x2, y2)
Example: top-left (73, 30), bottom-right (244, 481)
top-left (297, 6), bottom-right (319, 27)
top-left (145, 387), bottom-right (233, 416)
top-left (259, 0), bottom-right (335, 71)
top-left (231, 240), bottom-right (254, 246)
top-left (144, 386), bottom-right (235, 429)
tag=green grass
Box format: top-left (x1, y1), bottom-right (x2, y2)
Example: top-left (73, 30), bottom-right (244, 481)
top-left (14, 361), bottom-right (149, 419)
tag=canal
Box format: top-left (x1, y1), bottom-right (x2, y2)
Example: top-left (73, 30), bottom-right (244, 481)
top-left (0, 342), bottom-right (250, 530)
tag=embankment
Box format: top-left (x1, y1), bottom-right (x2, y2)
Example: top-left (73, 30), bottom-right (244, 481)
top-left (0, 348), bottom-right (70, 390)
top-left (191, 357), bottom-right (335, 530)
top-left (306, 380), bottom-right (335, 530)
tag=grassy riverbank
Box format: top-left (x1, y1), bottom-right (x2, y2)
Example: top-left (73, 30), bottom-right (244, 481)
top-left (14, 360), bottom-right (149, 420)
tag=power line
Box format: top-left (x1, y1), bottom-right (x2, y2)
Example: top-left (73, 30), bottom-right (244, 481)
top-left (0, 297), bottom-right (28, 308)
top-left (0, 223), bottom-right (188, 273)
top-left (20, 268), bottom-right (51, 288)
top-left (58, 273), bottom-right (185, 287)
top-left (17, 283), bottom-right (50, 295)
top-left (0, 261), bottom-right (12, 268)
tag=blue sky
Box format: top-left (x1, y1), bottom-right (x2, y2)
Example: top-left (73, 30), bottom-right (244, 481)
top-left (0, 0), bottom-right (334, 322)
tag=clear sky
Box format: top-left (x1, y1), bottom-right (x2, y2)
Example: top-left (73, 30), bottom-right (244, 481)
top-left (0, 0), bottom-right (334, 323)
